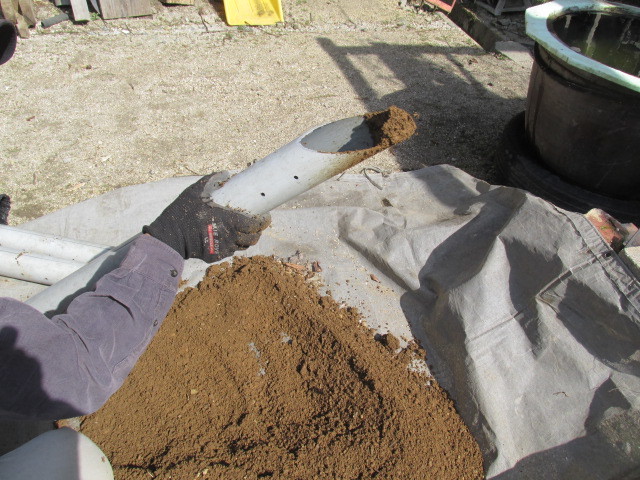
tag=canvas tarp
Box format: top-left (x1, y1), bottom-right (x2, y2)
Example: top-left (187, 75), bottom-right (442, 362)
top-left (3, 165), bottom-right (639, 479)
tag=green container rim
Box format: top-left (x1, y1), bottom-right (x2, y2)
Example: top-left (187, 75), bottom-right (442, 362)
top-left (525, 0), bottom-right (640, 94)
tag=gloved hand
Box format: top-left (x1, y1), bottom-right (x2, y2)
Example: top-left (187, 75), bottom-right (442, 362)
top-left (143, 175), bottom-right (271, 262)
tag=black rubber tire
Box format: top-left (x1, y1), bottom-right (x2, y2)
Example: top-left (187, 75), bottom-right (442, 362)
top-left (0, 194), bottom-right (9, 225)
top-left (494, 112), bottom-right (640, 225)
top-left (0, 20), bottom-right (17, 66)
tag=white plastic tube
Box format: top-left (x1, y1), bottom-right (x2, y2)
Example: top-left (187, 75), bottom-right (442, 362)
top-left (24, 113), bottom-right (399, 315)
top-left (0, 248), bottom-right (86, 285)
top-left (0, 225), bottom-right (111, 285)
top-left (0, 225), bottom-right (109, 263)
top-left (0, 428), bottom-right (114, 480)
top-left (209, 115), bottom-right (378, 214)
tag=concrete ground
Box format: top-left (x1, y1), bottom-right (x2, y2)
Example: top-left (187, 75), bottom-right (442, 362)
top-left (0, 0), bottom-right (533, 455)
top-left (0, 0), bottom-right (531, 226)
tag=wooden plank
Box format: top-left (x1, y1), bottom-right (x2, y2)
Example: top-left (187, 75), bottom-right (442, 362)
top-left (99, 0), bottom-right (151, 19)
top-left (70, 0), bottom-right (91, 21)
top-left (425, 0), bottom-right (456, 13)
top-left (162, 0), bottom-right (194, 5)
top-left (0, 0), bottom-right (18, 23)
top-left (15, 12), bottom-right (29, 38)
top-left (18, 0), bottom-right (37, 26)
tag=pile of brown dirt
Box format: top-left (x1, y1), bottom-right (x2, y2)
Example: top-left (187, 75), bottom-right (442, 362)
top-left (81, 256), bottom-right (484, 480)
top-left (364, 105), bottom-right (417, 151)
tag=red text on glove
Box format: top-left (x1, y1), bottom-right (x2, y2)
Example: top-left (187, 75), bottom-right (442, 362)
top-left (207, 223), bottom-right (219, 255)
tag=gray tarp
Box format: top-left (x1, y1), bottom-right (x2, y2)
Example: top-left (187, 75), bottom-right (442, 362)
top-left (3, 166), bottom-right (640, 479)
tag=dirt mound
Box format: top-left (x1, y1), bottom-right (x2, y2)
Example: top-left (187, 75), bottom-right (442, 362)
top-left (364, 105), bottom-right (417, 152)
top-left (81, 256), bottom-right (484, 479)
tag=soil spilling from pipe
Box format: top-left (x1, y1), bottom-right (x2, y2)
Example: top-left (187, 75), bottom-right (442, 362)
top-left (81, 256), bottom-right (484, 480)
top-left (363, 105), bottom-right (417, 154)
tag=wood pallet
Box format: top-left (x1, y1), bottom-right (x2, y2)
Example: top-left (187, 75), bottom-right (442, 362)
top-left (475, 0), bottom-right (532, 16)
top-left (1, 0), bottom-right (190, 36)
top-left (101, 0), bottom-right (151, 19)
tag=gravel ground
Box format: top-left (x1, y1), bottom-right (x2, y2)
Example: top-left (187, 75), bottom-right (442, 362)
top-left (0, 0), bottom-right (531, 224)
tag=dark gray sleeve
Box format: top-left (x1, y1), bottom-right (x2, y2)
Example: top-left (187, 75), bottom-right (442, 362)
top-left (0, 234), bottom-right (184, 420)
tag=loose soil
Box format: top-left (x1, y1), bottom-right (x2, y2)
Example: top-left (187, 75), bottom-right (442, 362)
top-left (364, 105), bottom-right (417, 153)
top-left (81, 256), bottom-right (484, 480)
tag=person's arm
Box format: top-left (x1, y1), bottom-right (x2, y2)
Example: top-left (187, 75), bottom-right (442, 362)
top-left (0, 174), bottom-right (269, 421)
top-left (0, 235), bottom-right (183, 420)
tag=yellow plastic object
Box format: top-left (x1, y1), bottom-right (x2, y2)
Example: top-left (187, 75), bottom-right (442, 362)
top-left (223, 0), bottom-right (284, 25)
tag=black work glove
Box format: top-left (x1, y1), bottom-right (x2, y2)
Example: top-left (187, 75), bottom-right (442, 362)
top-left (143, 175), bottom-right (271, 262)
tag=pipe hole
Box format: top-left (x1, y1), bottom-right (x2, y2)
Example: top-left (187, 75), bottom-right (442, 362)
top-left (294, 175), bottom-right (299, 180)
top-left (260, 192), bottom-right (266, 197)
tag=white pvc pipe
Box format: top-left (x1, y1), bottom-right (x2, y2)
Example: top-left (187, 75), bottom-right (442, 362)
top-left (0, 248), bottom-right (86, 285)
top-left (24, 112), bottom-right (404, 315)
top-left (208, 115), bottom-right (378, 214)
top-left (0, 225), bottom-right (109, 263)
top-left (0, 225), bottom-right (111, 285)
top-left (0, 428), bottom-right (114, 480)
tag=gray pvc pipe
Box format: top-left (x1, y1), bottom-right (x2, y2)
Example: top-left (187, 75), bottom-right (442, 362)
top-left (208, 115), bottom-right (377, 214)
top-left (41, 13), bottom-right (70, 28)
top-left (0, 225), bottom-right (111, 285)
top-left (0, 225), bottom-right (109, 263)
top-left (24, 114), bottom-right (382, 315)
top-left (0, 248), bottom-right (86, 285)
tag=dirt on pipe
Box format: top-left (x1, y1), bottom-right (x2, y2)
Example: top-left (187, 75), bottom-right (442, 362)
top-left (81, 256), bottom-right (484, 480)
top-left (364, 105), bottom-right (418, 153)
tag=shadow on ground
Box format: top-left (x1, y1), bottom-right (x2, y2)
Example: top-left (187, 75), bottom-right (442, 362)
top-left (318, 37), bottom-right (526, 184)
